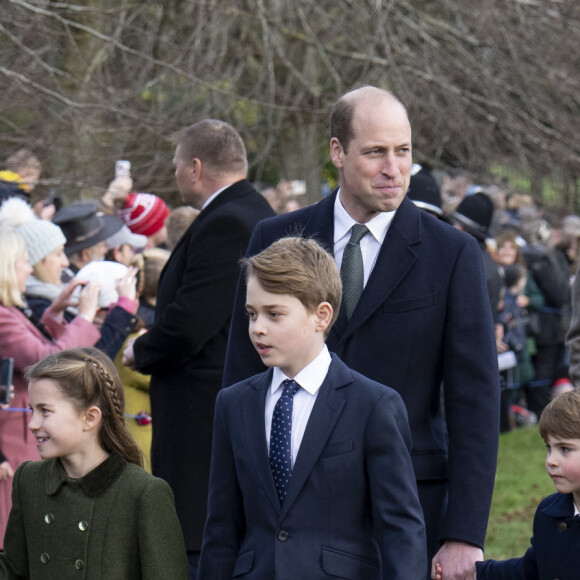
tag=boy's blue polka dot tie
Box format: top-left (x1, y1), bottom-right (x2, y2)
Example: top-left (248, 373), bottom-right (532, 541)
top-left (269, 379), bottom-right (301, 503)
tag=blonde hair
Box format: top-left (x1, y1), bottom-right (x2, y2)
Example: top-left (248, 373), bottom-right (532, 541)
top-left (539, 388), bottom-right (580, 441)
top-left (25, 347), bottom-right (143, 467)
top-left (0, 227), bottom-right (28, 307)
top-left (175, 119), bottom-right (248, 176)
top-left (241, 237), bottom-right (342, 334)
top-left (166, 206), bottom-right (199, 250)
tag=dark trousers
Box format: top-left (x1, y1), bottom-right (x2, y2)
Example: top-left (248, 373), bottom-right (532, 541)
top-left (188, 552), bottom-right (200, 580)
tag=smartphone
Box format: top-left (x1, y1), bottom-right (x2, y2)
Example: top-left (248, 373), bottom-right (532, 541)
top-left (0, 358), bottom-right (13, 405)
top-left (115, 160), bottom-right (131, 178)
top-left (44, 188), bottom-right (56, 207)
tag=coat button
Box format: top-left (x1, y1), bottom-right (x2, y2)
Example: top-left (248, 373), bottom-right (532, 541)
top-left (40, 553), bottom-right (50, 564)
top-left (44, 513), bottom-right (54, 524)
top-left (75, 559), bottom-right (84, 570)
top-left (277, 530), bottom-right (289, 542)
top-left (78, 521), bottom-right (89, 531)
top-left (558, 522), bottom-right (568, 532)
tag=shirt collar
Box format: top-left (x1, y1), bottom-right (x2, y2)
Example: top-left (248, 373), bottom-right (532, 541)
top-left (202, 184), bottom-right (232, 210)
top-left (333, 188), bottom-right (395, 245)
top-left (271, 345), bottom-right (331, 396)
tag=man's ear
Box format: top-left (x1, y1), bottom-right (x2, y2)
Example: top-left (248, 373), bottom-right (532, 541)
top-left (83, 406), bottom-right (102, 432)
top-left (329, 138), bottom-right (344, 169)
top-left (190, 158), bottom-right (202, 181)
top-left (315, 302), bottom-right (333, 333)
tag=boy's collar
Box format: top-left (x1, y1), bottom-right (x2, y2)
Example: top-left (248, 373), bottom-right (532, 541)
top-left (271, 346), bottom-right (331, 396)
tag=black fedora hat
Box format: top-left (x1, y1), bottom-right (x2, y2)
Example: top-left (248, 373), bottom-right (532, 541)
top-left (53, 203), bottom-right (122, 255)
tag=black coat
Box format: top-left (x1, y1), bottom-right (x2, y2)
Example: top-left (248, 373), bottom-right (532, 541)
top-left (133, 180), bottom-right (274, 550)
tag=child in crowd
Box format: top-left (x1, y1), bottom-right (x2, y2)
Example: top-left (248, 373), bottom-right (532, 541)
top-left (0, 347), bottom-right (189, 579)
top-left (198, 237), bottom-right (426, 579)
top-left (434, 388), bottom-right (580, 580)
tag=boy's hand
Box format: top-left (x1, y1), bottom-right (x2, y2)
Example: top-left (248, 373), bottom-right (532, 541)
top-left (432, 541), bottom-right (480, 580)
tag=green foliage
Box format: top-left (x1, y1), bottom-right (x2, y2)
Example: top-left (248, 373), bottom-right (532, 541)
top-left (484, 426), bottom-right (554, 560)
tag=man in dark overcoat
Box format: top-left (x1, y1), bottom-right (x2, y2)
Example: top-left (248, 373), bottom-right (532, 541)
top-left (123, 119), bottom-right (275, 578)
top-left (223, 87), bottom-right (500, 580)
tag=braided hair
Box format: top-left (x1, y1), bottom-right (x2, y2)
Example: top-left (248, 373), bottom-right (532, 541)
top-left (25, 347), bottom-right (143, 467)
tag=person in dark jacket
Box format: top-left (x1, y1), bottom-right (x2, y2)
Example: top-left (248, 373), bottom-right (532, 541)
top-left (122, 119), bottom-right (275, 579)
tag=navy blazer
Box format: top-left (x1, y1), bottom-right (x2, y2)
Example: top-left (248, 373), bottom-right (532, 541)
top-left (199, 355), bottom-right (426, 579)
top-left (477, 493), bottom-right (580, 580)
top-left (223, 192), bottom-right (500, 550)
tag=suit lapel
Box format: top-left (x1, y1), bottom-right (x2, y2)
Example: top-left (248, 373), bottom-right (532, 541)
top-left (279, 357), bottom-right (350, 518)
top-left (335, 196), bottom-right (422, 344)
top-left (242, 369), bottom-right (282, 513)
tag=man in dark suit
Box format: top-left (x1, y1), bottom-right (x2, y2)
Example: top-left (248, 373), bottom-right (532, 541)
top-left (123, 119), bottom-right (275, 578)
top-left (223, 87), bottom-right (500, 580)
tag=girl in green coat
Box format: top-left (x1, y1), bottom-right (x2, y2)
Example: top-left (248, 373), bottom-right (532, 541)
top-left (0, 347), bottom-right (189, 579)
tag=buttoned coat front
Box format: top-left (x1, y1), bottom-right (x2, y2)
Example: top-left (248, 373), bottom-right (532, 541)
top-left (0, 453), bottom-right (189, 579)
top-left (199, 356), bottom-right (427, 579)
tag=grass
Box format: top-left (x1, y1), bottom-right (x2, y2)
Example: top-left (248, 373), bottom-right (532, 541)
top-left (483, 426), bottom-right (554, 559)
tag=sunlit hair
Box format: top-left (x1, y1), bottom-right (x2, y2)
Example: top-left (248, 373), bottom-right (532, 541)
top-left (0, 227), bottom-right (28, 308)
top-left (241, 237), bottom-right (342, 335)
top-left (539, 388), bottom-right (580, 441)
top-left (330, 86), bottom-right (408, 154)
top-left (25, 347), bottom-right (144, 467)
top-left (174, 119), bottom-right (248, 176)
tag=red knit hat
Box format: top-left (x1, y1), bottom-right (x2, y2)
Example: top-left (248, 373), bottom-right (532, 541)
top-left (118, 193), bottom-right (169, 237)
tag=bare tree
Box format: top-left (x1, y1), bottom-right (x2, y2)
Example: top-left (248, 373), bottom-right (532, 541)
top-left (1, 0), bottom-right (578, 206)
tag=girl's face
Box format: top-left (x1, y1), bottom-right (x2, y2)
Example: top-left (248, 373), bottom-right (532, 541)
top-left (496, 240), bottom-right (518, 266)
top-left (15, 251), bottom-right (33, 294)
top-left (28, 378), bottom-right (87, 465)
top-left (41, 246), bottom-right (69, 285)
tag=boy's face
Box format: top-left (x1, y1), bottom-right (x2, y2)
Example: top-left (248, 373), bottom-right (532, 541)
top-left (245, 275), bottom-right (327, 379)
top-left (545, 435), bottom-right (580, 506)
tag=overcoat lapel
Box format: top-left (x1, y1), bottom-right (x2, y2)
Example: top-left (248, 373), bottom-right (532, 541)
top-left (279, 357), bottom-right (350, 519)
top-left (330, 196), bottom-right (423, 343)
top-left (242, 369), bottom-right (282, 513)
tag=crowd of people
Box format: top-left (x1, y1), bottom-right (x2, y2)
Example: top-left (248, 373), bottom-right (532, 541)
top-left (0, 85), bottom-right (578, 579)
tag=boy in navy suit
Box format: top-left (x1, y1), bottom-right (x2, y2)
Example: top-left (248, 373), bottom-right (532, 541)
top-left (198, 237), bottom-right (426, 579)
top-left (436, 388), bottom-right (580, 580)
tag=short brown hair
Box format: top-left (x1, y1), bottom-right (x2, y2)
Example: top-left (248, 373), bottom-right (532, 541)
top-left (175, 119), bottom-right (248, 176)
top-left (241, 237), bottom-right (342, 333)
top-left (539, 388), bottom-right (580, 441)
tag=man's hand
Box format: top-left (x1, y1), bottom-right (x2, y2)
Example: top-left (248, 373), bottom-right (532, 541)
top-left (432, 541), bottom-right (481, 580)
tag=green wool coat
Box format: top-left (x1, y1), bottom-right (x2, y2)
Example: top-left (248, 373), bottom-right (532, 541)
top-left (0, 453), bottom-right (189, 579)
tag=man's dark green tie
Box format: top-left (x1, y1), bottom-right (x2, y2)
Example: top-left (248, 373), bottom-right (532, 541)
top-left (340, 224), bottom-right (369, 320)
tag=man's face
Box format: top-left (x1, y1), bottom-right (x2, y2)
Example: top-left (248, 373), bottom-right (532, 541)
top-left (173, 144), bottom-right (202, 209)
top-left (330, 96), bottom-right (412, 223)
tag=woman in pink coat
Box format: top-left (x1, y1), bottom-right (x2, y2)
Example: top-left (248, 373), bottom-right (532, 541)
top-left (0, 226), bottom-right (102, 547)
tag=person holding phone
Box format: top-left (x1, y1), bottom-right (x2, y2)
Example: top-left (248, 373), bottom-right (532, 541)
top-left (0, 224), bottom-right (103, 548)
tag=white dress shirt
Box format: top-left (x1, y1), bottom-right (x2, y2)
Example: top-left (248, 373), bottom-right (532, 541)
top-left (201, 184), bottom-right (231, 210)
top-left (265, 346), bottom-right (332, 467)
top-left (333, 189), bottom-right (395, 287)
